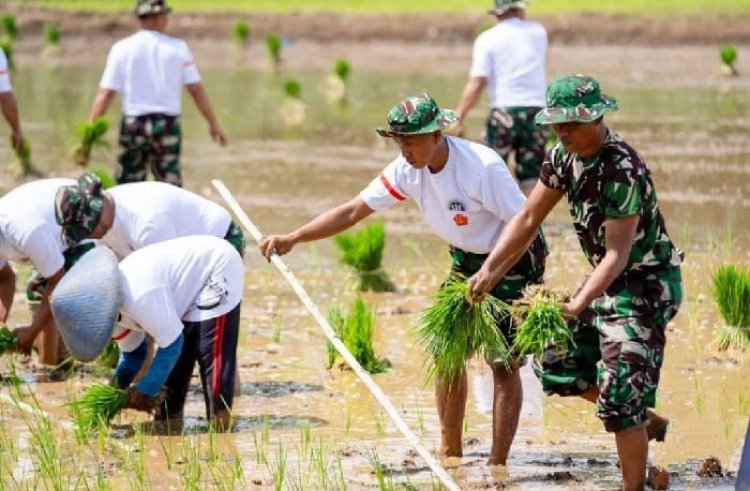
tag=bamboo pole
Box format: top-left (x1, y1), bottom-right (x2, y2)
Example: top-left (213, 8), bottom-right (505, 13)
top-left (212, 179), bottom-right (461, 491)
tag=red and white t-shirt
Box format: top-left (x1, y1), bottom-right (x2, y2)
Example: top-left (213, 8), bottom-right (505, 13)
top-left (100, 30), bottom-right (201, 116)
top-left (360, 136), bottom-right (526, 254)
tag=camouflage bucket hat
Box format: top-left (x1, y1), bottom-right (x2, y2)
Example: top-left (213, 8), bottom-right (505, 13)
top-left (55, 172), bottom-right (105, 246)
top-left (488, 0), bottom-right (529, 15)
top-left (135, 0), bottom-right (172, 17)
top-left (535, 74), bottom-right (619, 125)
top-left (376, 93), bottom-right (458, 137)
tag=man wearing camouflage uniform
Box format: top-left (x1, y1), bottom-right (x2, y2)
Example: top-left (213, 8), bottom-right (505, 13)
top-left (260, 93), bottom-right (547, 466)
top-left (452, 0), bottom-right (549, 195)
top-left (468, 75), bottom-right (683, 491)
top-left (85, 0), bottom-right (227, 186)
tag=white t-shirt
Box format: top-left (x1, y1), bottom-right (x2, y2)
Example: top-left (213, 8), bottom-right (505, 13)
top-left (114, 236), bottom-right (244, 350)
top-left (0, 179), bottom-right (75, 277)
top-left (0, 47), bottom-right (11, 93)
top-left (104, 182), bottom-right (232, 260)
top-left (360, 136), bottom-right (526, 254)
top-left (99, 30), bottom-right (201, 116)
top-left (469, 17), bottom-right (547, 108)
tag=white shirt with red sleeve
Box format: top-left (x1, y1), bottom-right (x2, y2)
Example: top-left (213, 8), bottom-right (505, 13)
top-left (99, 30), bottom-right (201, 117)
top-left (359, 136), bottom-right (526, 254)
top-left (0, 47), bottom-right (11, 93)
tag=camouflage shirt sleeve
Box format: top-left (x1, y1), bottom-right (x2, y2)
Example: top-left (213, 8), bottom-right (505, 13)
top-left (539, 144), bottom-right (566, 191)
top-left (600, 157), bottom-right (643, 219)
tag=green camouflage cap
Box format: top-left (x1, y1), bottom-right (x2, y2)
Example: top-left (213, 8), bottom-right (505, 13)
top-left (376, 93), bottom-right (457, 137)
top-left (55, 173), bottom-right (105, 246)
top-left (535, 74), bottom-right (618, 125)
top-left (488, 0), bottom-right (529, 15)
top-left (135, 0), bottom-right (172, 17)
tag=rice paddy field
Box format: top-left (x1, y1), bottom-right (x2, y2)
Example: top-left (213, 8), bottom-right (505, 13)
top-left (0, 4), bottom-right (750, 490)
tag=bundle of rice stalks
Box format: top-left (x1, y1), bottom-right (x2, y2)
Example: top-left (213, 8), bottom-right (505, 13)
top-left (233, 21), bottom-right (250, 46)
top-left (97, 340), bottom-right (120, 370)
top-left (0, 326), bottom-right (18, 355)
top-left (72, 117), bottom-right (109, 166)
top-left (416, 277), bottom-right (510, 383)
top-left (1, 15), bottom-right (18, 41)
top-left (265, 33), bottom-right (282, 70)
top-left (712, 264), bottom-right (750, 350)
top-left (719, 44), bottom-right (739, 76)
top-left (334, 222), bottom-right (394, 292)
top-left (333, 59), bottom-right (351, 83)
top-left (89, 165), bottom-right (115, 189)
top-left (9, 136), bottom-right (41, 178)
top-left (42, 23), bottom-right (60, 48)
top-left (68, 383), bottom-right (127, 433)
top-left (326, 297), bottom-right (388, 374)
top-left (511, 285), bottom-right (573, 357)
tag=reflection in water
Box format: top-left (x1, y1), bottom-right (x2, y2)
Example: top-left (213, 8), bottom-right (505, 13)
top-left (240, 380), bottom-right (324, 398)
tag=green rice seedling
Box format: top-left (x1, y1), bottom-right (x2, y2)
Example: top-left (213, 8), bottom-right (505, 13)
top-left (334, 222), bottom-right (394, 292)
top-left (416, 400), bottom-right (425, 433)
top-left (267, 440), bottom-right (287, 491)
top-left (326, 297), bottom-right (388, 374)
top-left (0, 37), bottom-right (14, 69)
top-left (511, 285), bottom-right (574, 357)
top-left (369, 446), bottom-right (394, 491)
top-left (9, 136), bottom-right (40, 178)
top-left (333, 58), bottom-right (350, 83)
top-left (131, 423), bottom-right (147, 487)
top-left (272, 316), bottom-right (283, 343)
top-left (344, 410), bottom-right (352, 439)
top-left (283, 78), bottom-right (301, 100)
top-left (416, 276), bottom-right (510, 384)
top-left (265, 33), bottom-right (282, 70)
top-left (72, 116), bottom-right (110, 166)
top-left (693, 373), bottom-right (705, 416)
top-left (233, 21), bottom-right (250, 46)
top-left (89, 165), bottom-right (115, 189)
top-left (180, 434), bottom-right (202, 490)
top-left (719, 44), bottom-right (739, 76)
top-left (0, 325), bottom-right (18, 355)
top-left (1, 15), bottom-right (18, 41)
top-left (69, 383), bottom-right (127, 433)
top-left (712, 264), bottom-right (750, 350)
top-left (42, 23), bottom-right (60, 47)
top-left (334, 450), bottom-right (347, 491)
top-left (739, 386), bottom-right (750, 416)
top-left (373, 411), bottom-right (385, 438)
top-left (96, 339), bottom-right (120, 370)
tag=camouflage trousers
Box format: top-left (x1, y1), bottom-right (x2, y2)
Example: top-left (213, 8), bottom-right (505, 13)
top-left (117, 114), bottom-right (182, 187)
top-left (27, 242), bottom-right (97, 302)
top-left (449, 230), bottom-right (547, 364)
top-left (223, 221), bottom-right (246, 258)
top-left (485, 107), bottom-right (550, 187)
top-left (533, 266), bottom-right (683, 432)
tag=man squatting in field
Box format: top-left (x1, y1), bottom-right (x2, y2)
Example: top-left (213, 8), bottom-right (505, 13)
top-left (451, 0), bottom-right (549, 196)
top-left (260, 93), bottom-right (548, 465)
top-left (468, 75), bottom-right (683, 491)
top-left (53, 236), bottom-right (243, 431)
top-left (54, 172), bottom-right (245, 390)
top-left (1, 178), bottom-right (94, 365)
top-left (0, 46), bottom-right (25, 161)
top-left (85, 0), bottom-right (226, 186)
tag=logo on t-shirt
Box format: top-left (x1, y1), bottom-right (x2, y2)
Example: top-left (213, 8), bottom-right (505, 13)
top-left (449, 201), bottom-right (469, 226)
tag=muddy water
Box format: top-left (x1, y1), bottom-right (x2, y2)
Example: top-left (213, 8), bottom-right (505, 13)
top-left (1, 42), bottom-right (749, 489)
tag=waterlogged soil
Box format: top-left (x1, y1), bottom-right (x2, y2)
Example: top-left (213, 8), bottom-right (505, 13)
top-left (1, 30), bottom-right (750, 489)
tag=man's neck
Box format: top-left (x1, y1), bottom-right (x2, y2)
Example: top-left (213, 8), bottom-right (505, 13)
top-left (577, 127), bottom-right (608, 161)
top-left (427, 137), bottom-right (450, 173)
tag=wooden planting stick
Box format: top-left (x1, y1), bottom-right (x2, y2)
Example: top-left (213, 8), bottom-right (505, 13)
top-left (212, 179), bottom-right (461, 491)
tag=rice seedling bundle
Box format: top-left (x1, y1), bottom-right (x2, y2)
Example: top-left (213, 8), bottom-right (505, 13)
top-left (89, 165), bottom-right (115, 189)
top-left (69, 384), bottom-right (127, 433)
top-left (511, 285), bottom-right (573, 357)
top-left (334, 222), bottom-right (394, 292)
top-left (42, 23), bottom-right (60, 47)
top-left (712, 264), bottom-right (750, 350)
top-left (333, 58), bottom-right (351, 83)
top-left (97, 340), bottom-right (120, 369)
top-left (719, 44), bottom-right (739, 76)
top-left (233, 21), bottom-right (250, 46)
top-left (283, 78), bottom-right (302, 100)
top-left (1, 15), bottom-right (18, 41)
top-left (9, 136), bottom-right (39, 177)
top-left (72, 116), bottom-right (109, 166)
top-left (416, 277), bottom-right (510, 383)
top-left (265, 34), bottom-right (282, 66)
top-left (326, 297), bottom-right (387, 374)
top-left (0, 326), bottom-right (18, 355)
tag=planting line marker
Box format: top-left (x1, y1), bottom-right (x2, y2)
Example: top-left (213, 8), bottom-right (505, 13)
top-left (213, 179), bottom-right (461, 491)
